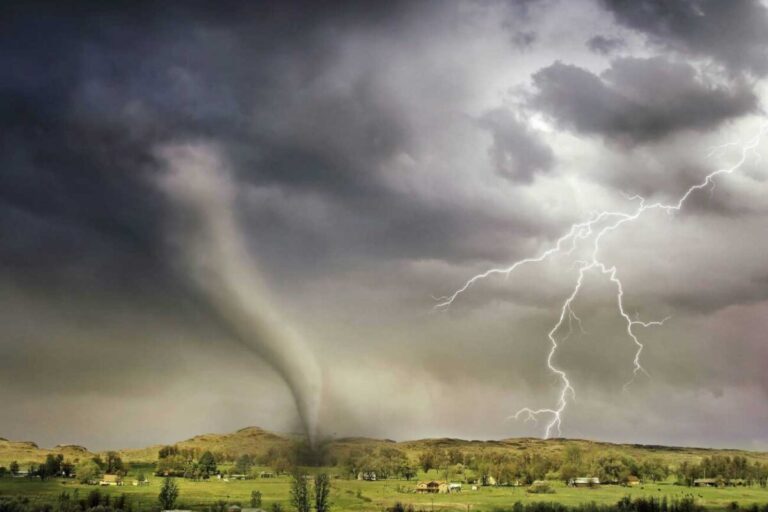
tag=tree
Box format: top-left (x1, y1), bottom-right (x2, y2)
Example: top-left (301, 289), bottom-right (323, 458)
top-left (290, 470), bottom-right (310, 512)
top-left (105, 452), bottom-right (125, 475)
top-left (560, 463), bottom-right (580, 485)
top-left (198, 451), bottom-right (217, 478)
top-left (251, 490), bottom-right (263, 508)
top-left (418, 451), bottom-right (436, 474)
top-left (159, 477), bottom-right (180, 510)
top-left (157, 455), bottom-right (187, 477)
top-left (236, 454), bottom-right (255, 475)
top-left (42, 454), bottom-right (63, 479)
top-left (62, 460), bottom-right (75, 478)
top-left (272, 504), bottom-right (284, 512)
top-left (76, 460), bottom-right (102, 484)
top-left (314, 473), bottom-right (331, 512)
top-left (400, 465), bottom-right (417, 481)
top-left (10, 461), bottom-right (19, 476)
top-left (564, 445), bottom-right (583, 467)
top-left (159, 446), bottom-right (179, 459)
top-left (0, 466), bottom-right (7, 478)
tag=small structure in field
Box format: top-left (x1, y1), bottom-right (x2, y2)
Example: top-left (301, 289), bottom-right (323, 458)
top-left (416, 481), bottom-right (449, 494)
top-left (259, 471), bottom-right (275, 478)
top-left (100, 474), bottom-right (123, 486)
top-left (625, 476), bottom-right (640, 487)
top-left (694, 478), bottom-right (720, 487)
top-left (357, 471), bottom-right (378, 481)
top-left (569, 477), bottom-right (600, 488)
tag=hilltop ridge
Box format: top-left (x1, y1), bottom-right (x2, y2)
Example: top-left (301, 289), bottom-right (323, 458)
top-left (2, 427), bottom-right (767, 467)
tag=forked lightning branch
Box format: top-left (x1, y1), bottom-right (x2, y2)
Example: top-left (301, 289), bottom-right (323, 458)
top-left (435, 123), bottom-right (768, 439)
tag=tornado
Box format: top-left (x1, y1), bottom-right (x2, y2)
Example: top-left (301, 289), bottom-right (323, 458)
top-left (156, 142), bottom-right (322, 446)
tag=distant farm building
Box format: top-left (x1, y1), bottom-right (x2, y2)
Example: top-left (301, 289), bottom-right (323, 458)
top-left (100, 474), bottom-right (123, 486)
top-left (694, 478), bottom-right (721, 487)
top-left (357, 471), bottom-right (378, 481)
top-left (259, 471), bottom-right (275, 478)
top-left (416, 481), bottom-right (450, 494)
top-left (626, 476), bottom-right (640, 487)
top-left (569, 477), bottom-right (600, 488)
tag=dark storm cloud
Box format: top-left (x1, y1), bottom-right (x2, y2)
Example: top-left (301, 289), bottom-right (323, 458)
top-left (601, 0), bottom-right (768, 76)
top-left (0, 0), bottom-right (451, 291)
top-left (2, 0), bottom-right (768, 450)
top-left (528, 57), bottom-right (758, 144)
top-left (479, 108), bottom-right (555, 182)
top-left (586, 35), bottom-right (625, 55)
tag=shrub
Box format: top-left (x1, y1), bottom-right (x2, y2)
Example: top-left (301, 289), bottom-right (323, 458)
top-left (527, 482), bottom-right (555, 494)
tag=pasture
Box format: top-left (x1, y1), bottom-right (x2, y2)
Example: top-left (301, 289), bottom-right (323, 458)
top-left (3, 469), bottom-right (768, 512)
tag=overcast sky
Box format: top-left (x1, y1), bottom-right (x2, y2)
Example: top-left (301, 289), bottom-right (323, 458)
top-left (2, 0), bottom-right (768, 451)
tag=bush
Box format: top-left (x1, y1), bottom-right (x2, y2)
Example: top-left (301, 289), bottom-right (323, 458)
top-left (251, 491), bottom-right (262, 508)
top-left (527, 482), bottom-right (555, 494)
top-left (158, 477), bottom-right (179, 510)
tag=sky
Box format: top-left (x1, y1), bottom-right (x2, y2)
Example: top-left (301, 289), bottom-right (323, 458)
top-left (2, 0), bottom-right (768, 451)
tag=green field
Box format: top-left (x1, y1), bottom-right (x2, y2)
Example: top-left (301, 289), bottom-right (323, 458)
top-left (4, 428), bottom-right (768, 512)
top-left (2, 469), bottom-right (768, 512)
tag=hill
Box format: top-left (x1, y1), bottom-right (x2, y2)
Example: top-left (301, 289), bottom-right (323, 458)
top-left (2, 427), bottom-right (768, 468)
top-left (0, 438), bottom-right (92, 466)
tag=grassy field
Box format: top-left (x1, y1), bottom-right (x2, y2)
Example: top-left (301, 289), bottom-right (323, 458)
top-left (2, 469), bottom-right (768, 512)
top-left (4, 429), bottom-right (768, 511)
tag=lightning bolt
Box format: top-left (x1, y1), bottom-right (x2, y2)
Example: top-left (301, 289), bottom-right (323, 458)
top-left (435, 122), bottom-right (768, 438)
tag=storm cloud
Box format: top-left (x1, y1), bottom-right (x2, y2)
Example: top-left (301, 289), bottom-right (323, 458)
top-left (602, 0), bottom-right (768, 76)
top-left (1, 0), bottom-right (768, 451)
top-left (528, 57), bottom-right (758, 144)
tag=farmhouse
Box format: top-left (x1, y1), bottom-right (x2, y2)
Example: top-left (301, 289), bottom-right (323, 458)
top-left (416, 481), bottom-right (449, 494)
top-left (100, 474), bottom-right (123, 486)
top-left (694, 478), bottom-right (720, 487)
top-left (569, 477), bottom-right (600, 488)
top-left (626, 476), bottom-right (640, 487)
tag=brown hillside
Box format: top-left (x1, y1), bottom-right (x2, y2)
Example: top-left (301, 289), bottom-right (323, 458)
top-left (3, 427), bottom-right (768, 468)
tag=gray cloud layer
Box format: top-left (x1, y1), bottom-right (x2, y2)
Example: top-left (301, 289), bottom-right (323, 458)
top-left (529, 57), bottom-right (758, 144)
top-left (602, 0), bottom-right (768, 75)
top-left (1, 0), bottom-right (768, 450)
